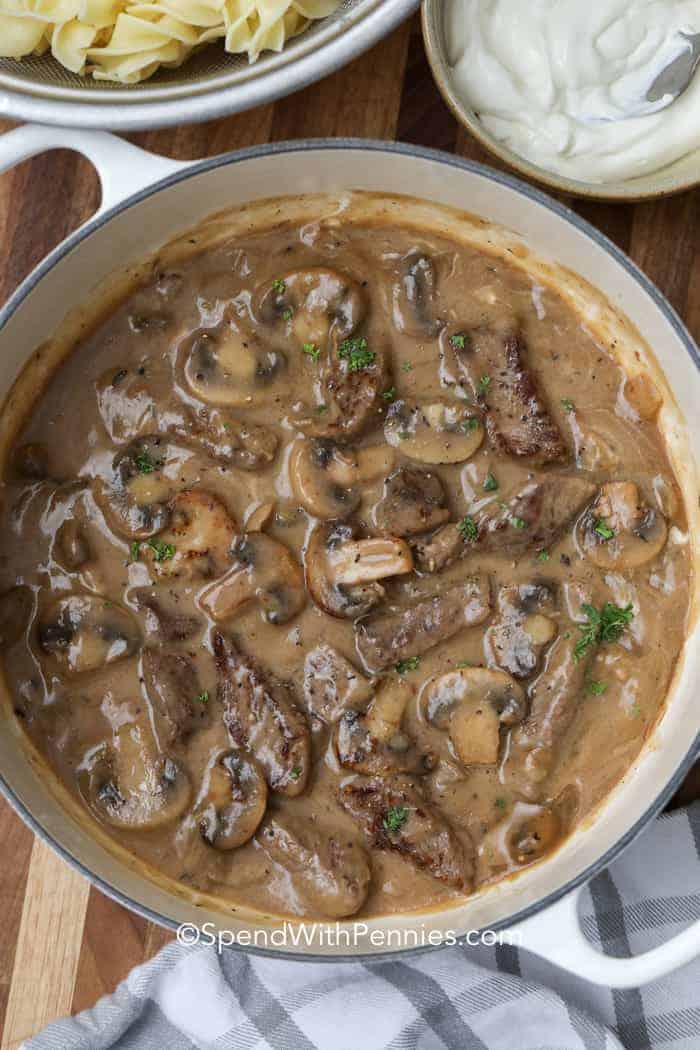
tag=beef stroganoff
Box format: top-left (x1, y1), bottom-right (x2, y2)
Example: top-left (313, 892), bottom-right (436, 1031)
top-left (0, 193), bottom-right (690, 920)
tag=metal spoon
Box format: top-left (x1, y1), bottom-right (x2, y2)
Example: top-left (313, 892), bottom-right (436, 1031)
top-left (646, 31), bottom-right (700, 106)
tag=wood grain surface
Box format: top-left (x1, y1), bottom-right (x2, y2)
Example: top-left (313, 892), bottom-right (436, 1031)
top-left (0, 13), bottom-right (698, 1047)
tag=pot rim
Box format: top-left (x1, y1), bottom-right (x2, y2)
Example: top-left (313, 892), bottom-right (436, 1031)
top-left (1, 137), bottom-right (698, 962)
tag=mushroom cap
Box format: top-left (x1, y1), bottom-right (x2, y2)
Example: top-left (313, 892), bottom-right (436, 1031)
top-left (384, 400), bottom-right (484, 465)
top-left (201, 532), bottom-right (306, 625)
top-left (183, 324), bottom-right (287, 408)
top-left (579, 481), bottom-right (667, 570)
top-left (94, 437), bottom-right (174, 541)
top-left (289, 439), bottom-right (362, 520)
top-left (374, 466), bottom-right (450, 538)
top-left (85, 722), bottom-right (191, 831)
top-left (255, 267), bottom-right (366, 348)
top-left (305, 523), bottom-right (412, 620)
top-left (149, 489), bottom-right (237, 580)
top-left (196, 749), bottom-right (267, 851)
top-left (38, 594), bottom-right (140, 675)
top-left (424, 667), bottom-right (526, 730)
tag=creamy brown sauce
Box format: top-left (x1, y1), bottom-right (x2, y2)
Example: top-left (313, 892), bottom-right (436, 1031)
top-left (0, 203), bottom-right (691, 920)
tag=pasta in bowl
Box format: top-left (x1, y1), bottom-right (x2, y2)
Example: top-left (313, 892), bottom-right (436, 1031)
top-left (0, 0), bottom-right (342, 83)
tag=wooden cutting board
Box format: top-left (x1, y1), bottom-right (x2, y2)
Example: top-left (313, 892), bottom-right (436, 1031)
top-left (0, 14), bottom-right (698, 1048)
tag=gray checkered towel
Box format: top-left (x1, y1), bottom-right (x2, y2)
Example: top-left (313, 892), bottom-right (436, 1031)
top-left (24, 803), bottom-right (700, 1050)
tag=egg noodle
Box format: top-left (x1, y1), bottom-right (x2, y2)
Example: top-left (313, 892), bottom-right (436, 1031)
top-left (0, 0), bottom-right (341, 82)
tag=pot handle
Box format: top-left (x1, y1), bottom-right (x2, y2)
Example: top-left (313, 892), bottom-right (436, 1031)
top-left (0, 124), bottom-right (190, 216)
top-left (510, 883), bottom-right (700, 988)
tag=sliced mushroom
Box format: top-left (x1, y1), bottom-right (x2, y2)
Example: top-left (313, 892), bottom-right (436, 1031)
top-left (579, 482), bottom-right (667, 570)
top-left (303, 644), bottom-right (374, 723)
top-left (196, 749), bottom-right (267, 851)
top-left (335, 680), bottom-right (435, 776)
top-left (94, 437), bottom-right (172, 540)
top-left (486, 583), bottom-right (558, 679)
top-left (356, 577), bottom-right (492, 674)
top-left (384, 400), bottom-right (484, 464)
top-left (96, 367), bottom-right (158, 444)
top-left (148, 489), bottom-right (236, 580)
top-left (374, 466), bottom-right (450, 538)
top-left (200, 533), bottom-right (306, 625)
top-left (289, 438), bottom-right (394, 520)
top-left (85, 722), bottom-right (190, 831)
top-left (392, 251), bottom-right (441, 337)
top-left (423, 668), bottom-right (526, 767)
top-left (257, 812), bottom-right (371, 918)
top-left (256, 267), bottom-right (366, 347)
top-left (0, 586), bottom-right (33, 649)
top-left (132, 589), bottom-right (201, 643)
top-left (338, 774), bottom-right (473, 890)
top-left (183, 325), bottom-right (286, 407)
top-left (141, 648), bottom-right (208, 745)
top-left (213, 631), bottom-right (311, 796)
top-left (305, 523), bottom-right (413, 620)
top-left (38, 595), bottom-right (140, 675)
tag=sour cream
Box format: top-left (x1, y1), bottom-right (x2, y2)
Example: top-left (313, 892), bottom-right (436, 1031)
top-left (446, 0), bottom-right (700, 182)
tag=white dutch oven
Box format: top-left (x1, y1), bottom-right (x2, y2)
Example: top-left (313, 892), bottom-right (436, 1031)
top-left (0, 127), bottom-right (698, 986)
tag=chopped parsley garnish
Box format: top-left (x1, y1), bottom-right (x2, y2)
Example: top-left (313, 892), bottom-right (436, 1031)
top-left (338, 337), bottom-right (375, 372)
top-left (382, 387), bottom-right (397, 402)
top-left (396, 656), bottom-right (421, 674)
top-left (148, 538), bottom-right (176, 563)
top-left (196, 691), bottom-right (209, 704)
top-left (593, 518), bottom-right (615, 541)
top-left (290, 765), bottom-right (302, 781)
top-left (462, 417), bottom-right (481, 433)
top-left (129, 541), bottom-right (141, 562)
top-left (537, 550), bottom-right (551, 562)
top-left (511, 516), bottom-right (528, 530)
top-left (457, 515), bottom-right (479, 542)
top-left (478, 375), bottom-right (491, 396)
top-left (450, 333), bottom-right (466, 350)
top-left (135, 449), bottom-right (155, 474)
top-left (383, 805), bottom-right (409, 834)
top-left (302, 342), bottom-right (321, 362)
top-left (272, 278), bottom-right (286, 295)
top-left (586, 679), bottom-right (608, 696)
top-left (561, 398), bottom-right (575, 413)
top-left (456, 661), bottom-right (472, 669)
top-left (281, 308), bottom-right (293, 322)
top-left (401, 361), bottom-right (413, 373)
top-left (483, 472), bottom-right (498, 492)
top-left (316, 404), bottom-right (327, 415)
top-left (494, 797), bottom-right (507, 810)
top-left (574, 602), bottom-right (634, 662)
top-left (398, 430), bottom-right (412, 441)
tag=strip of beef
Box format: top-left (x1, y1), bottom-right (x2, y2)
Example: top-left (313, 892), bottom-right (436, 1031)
top-left (213, 631), bottom-right (311, 797)
top-left (257, 812), bottom-right (371, 918)
top-left (502, 635), bottom-right (590, 800)
top-left (453, 321), bottom-right (566, 462)
top-left (133, 589), bottom-right (201, 642)
top-left (339, 774), bottom-right (473, 890)
top-left (415, 474), bottom-right (595, 573)
top-left (141, 648), bottom-right (208, 745)
top-left (303, 644), bottom-right (374, 723)
top-left (356, 577), bottom-right (491, 673)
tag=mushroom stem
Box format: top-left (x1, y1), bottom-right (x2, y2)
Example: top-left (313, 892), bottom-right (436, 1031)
top-left (327, 538), bottom-right (413, 586)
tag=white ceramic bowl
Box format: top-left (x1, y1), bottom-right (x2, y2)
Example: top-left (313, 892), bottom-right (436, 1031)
top-left (0, 127), bottom-right (698, 984)
top-left (0, 0), bottom-right (418, 130)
